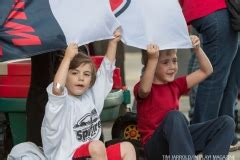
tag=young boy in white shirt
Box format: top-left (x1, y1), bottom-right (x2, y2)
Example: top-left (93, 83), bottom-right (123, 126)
top-left (41, 30), bottom-right (136, 160)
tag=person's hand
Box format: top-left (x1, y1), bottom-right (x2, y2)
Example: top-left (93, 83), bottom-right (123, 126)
top-left (146, 44), bottom-right (159, 60)
top-left (109, 29), bottom-right (121, 44)
top-left (190, 35), bottom-right (200, 49)
top-left (65, 43), bottom-right (78, 60)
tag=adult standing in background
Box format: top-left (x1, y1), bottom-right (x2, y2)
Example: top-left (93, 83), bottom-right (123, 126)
top-left (220, 42), bottom-right (240, 129)
top-left (180, 0), bottom-right (239, 144)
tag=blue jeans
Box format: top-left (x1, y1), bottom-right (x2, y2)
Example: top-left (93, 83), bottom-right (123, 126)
top-left (219, 43), bottom-right (240, 117)
top-left (191, 9), bottom-right (238, 123)
top-left (144, 111), bottom-right (235, 160)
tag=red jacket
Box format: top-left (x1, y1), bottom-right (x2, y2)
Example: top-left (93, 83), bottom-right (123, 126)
top-left (180, 0), bottom-right (226, 23)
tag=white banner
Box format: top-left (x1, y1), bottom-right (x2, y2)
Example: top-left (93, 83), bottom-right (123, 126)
top-left (49, 0), bottom-right (120, 45)
top-left (114, 0), bottom-right (192, 50)
top-left (0, 0), bottom-right (192, 62)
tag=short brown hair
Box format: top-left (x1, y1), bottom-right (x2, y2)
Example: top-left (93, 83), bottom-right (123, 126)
top-left (69, 52), bottom-right (97, 87)
top-left (141, 49), bottom-right (177, 66)
top-left (159, 49), bottom-right (177, 57)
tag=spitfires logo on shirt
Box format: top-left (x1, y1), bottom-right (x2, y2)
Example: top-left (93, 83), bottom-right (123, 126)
top-left (73, 109), bottom-right (101, 142)
top-left (110, 0), bottom-right (131, 17)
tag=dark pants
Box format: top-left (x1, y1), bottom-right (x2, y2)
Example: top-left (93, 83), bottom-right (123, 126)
top-left (192, 9), bottom-right (238, 123)
top-left (144, 111), bottom-right (235, 160)
top-left (219, 43), bottom-right (240, 118)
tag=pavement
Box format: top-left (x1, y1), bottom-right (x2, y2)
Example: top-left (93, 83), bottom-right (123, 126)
top-left (102, 50), bottom-right (240, 159)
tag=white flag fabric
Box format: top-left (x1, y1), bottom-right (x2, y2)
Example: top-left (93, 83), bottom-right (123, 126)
top-left (114, 0), bottom-right (192, 50)
top-left (49, 0), bottom-right (120, 45)
top-left (0, 0), bottom-right (192, 62)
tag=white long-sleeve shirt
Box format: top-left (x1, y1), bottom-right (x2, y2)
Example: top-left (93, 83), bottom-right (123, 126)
top-left (41, 57), bottom-right (115, 160)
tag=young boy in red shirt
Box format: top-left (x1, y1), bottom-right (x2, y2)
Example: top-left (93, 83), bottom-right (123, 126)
top-left (134, 35), bottom-right (235, 160)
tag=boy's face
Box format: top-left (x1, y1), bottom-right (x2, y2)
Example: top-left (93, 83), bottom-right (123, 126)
top-left (66, 63), bottom-right (92, 96)
top-left (154, 50), bottom-right (178, 84)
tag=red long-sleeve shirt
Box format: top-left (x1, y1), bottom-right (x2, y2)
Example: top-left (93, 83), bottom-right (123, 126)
top-left (180, 0), bottom-right (226, 23)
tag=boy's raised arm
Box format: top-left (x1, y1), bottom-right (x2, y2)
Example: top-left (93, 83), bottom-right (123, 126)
top-left (138, 44), bottom-right (159, 98)
top-left (105, 30), bottom-right (121, 63)
top-left (186, 35), bottom-right (213, 88)
top-left (53, 43), bottom-right (78, 95)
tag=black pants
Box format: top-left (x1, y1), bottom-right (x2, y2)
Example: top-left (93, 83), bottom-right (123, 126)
top-left (144, 111), bottom-right (235, 160)
top-left (26, 52), bottom-right (60, 146)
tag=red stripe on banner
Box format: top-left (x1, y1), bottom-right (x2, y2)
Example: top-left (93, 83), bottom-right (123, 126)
top-left (4, 0), bottom-right (42, 46)
top-left (8, 0), bottom-right (26, 19)
top-left (9, 32), bottom-right (41, 46)
top-left (4, 21), bottom-right (42, 46)
top-left (15, 1), bottom-right (25, 9)
top-left (8, 11), bottom-right (27, 20)
top-left (109, 0), bottom-right (123, 11)
top-left (5, 21), bottom-right (34, 32)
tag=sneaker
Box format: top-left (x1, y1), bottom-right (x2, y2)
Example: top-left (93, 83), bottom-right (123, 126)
top-left (230, 141), bottom-right (240, 152)
top-left (230, 134), bottom-right (240, 152)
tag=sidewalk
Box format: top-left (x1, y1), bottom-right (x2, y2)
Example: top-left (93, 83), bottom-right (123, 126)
top-left (103, 50), bottom-right (240, 159)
